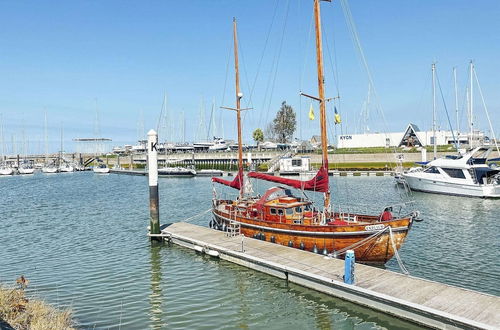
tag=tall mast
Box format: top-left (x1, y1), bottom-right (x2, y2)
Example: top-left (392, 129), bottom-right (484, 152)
top-left (432, 63), bottom-right (437, 159)
top-left (44, 111), bottom-right (48, 163)
top-left (469, 60), bottom-right (474, 147)
top-left (453, 67), bottom-right (460, 146)
top-left (313, 0), bottom-right (330, 208)
top-left (234, 18), bottom-right (244, 197)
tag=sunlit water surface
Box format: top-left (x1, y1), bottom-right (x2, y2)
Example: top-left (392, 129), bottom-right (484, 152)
top-left (1, 172), bottom-right (498, 329)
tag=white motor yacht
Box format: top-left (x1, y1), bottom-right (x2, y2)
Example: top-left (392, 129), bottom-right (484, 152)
top-left (208, 138), bottom-right (228, 151)
top-left (403, 146), bottom-right (500, 198)
top-left (59, 163), bottom-right (75, 172)
top-left (158, 166), bottom-right (196, 177)
top-left (0, 166), bottom-right (13, 175)
top-left (42, 166), bottom-right (58, 173)
top-left (93, 164), bottom-right (110, 174)
top-left (18, 166), bottom-right (35, 174)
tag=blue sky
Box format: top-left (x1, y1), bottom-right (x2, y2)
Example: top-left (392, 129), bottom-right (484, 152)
top-left (0, 0), bottom-right (499, 153)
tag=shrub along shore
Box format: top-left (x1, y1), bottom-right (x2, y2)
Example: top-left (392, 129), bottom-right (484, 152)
top-left (0, 278), bottom-right (74, 330)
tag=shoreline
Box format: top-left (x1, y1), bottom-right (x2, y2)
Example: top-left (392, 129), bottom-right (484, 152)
top-left (0, 280), bottom-right (75, 330)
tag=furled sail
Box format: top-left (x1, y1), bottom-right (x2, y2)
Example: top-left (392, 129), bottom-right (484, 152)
top-left (212, 168), bottom-right (243, 190)
top-left (248, 166), bottom-right (329, 192)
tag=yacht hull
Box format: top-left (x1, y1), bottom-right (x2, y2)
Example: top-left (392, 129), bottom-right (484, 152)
top-left (18, 167), bottom-right (35, 174)
top-left (93, 167), bottom-right (110, 174)
top-left (0, 168), bottom-right (13, 175)
top-left (212, 208), bottom-right (412, 264)
top-left (403, 174), bottom-right (500, 198)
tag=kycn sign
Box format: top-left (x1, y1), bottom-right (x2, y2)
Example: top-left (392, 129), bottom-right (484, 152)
top-left (339, 135), bottom-right (353, 140)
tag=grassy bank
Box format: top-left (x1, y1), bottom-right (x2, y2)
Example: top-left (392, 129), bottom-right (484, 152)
top-left (0, 278), bottom-right (74, 330)
top-left (311, 162), bottom-right (417, 171)
top-left (322, 145), bottom-right (455, 154)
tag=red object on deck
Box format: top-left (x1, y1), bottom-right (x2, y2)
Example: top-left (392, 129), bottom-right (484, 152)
top-left (212, 169), bottom-right (243, 190)
top-left (381, 211), bottom-right (393, 221)
top-left (248, 166), bottom-right (329, 193)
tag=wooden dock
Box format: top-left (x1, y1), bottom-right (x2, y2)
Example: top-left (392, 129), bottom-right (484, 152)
top-left (154, 222), bottom-right (499, 329)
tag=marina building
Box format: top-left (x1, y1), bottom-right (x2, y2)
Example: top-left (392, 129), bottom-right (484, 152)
top-left (336, 123), bottom-right (482, 148)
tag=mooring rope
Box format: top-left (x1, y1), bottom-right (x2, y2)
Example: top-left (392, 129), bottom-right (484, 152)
top-left (388, 226), bottom-right (409, 275)
top-left (182, 208), bottom-right (212, 223)
top-left (331, 226), bottom-right (389, 257)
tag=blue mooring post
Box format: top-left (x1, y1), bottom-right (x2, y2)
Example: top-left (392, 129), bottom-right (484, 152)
top-left (148, 129), bottom-right (161, 241)
top-left (344, 250), bottom-right (355, 285)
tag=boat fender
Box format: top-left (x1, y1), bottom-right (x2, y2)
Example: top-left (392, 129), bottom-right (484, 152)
top-left (288, 240), bottom-right (293, 247)
top-left (209, 220), bottom-right (213, 228)
top-left (322, 247), bottom-right (328, 255)
top-left (261, 234), bottom-right (266, 241)
top-left (299, 242), bottom-right (305, 250)
top-left (222, 224), bottom-right (227, 232)
top-left (312, 244), bottom-right (318, 254)
top-left (207, 250), bottom-right (220, 258)
top-left (270, 236), bottom-right (276, 243)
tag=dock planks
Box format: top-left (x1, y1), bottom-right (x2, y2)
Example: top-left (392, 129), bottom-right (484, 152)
top-left (158, 222), bottom-right (499, 329)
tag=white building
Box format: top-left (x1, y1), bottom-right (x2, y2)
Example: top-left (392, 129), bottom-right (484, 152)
top-left (336, 123), bottom-right (481, 148)
top-left (279, 156), bottom-right (311, 173)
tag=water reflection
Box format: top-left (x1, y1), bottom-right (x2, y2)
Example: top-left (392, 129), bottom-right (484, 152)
top-left (149, 241), bottom-right (164, 329)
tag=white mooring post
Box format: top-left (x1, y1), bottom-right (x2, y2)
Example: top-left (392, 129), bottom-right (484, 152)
top-left (148, 129), bottom-right (160, 240)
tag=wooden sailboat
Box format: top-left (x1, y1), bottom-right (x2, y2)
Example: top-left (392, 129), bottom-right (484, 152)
top-left (211, 2), bottom-right (420, 264)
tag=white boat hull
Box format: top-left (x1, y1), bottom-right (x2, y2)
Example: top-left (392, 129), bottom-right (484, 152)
top-left (158, 167), bottom-right (196, 176)
top-left (403, 174), bottom-right (500, 198)
top-left (18, 167), bottom-right (35, 174)
top-left (59, 166), bottom-right (74, 172)
top-left (42, 167), bottom-right (58, 173)
top-left (0, 167), bottom-right (13, 175)
top-left (93, 167), bottom-right (110, 174)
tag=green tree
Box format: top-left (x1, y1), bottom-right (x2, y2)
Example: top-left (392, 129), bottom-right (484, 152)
top-left (273, 101), bottom-right (296, 143)
top-left (252, 128), bottom-right (264, 144)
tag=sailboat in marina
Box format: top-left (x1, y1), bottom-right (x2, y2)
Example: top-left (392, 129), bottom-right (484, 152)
top-left (58, 125), bottom-right (74, 173)
top-left (18, 125), bottom-right (35, 174)
top-left (41, 112), bottom-right (58, 173)
top-left (211, 2), bottom-right (420, 264)
top-left (92, 101), bottom-right (110, 174)
top-left (0, 115), bottom-right (13, 175)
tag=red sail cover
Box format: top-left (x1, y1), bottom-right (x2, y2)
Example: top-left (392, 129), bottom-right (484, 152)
top-left (212, 168), bottom-right (243, 190)
top-left (248, 166), bottom-right (329, 192)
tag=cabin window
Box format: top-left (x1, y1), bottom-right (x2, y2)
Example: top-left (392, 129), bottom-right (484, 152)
top-left (442, 168), bottom-right (466, 179)
top-left (424, 166), bottom-right (440, 174)
top-left (292, 159), bottom-right (302, 167)
top-left (270, 208), bottom-right (277, 215)
top-left (295, 206), bottom-right (302, 213)
top-left (304, 205), bottom-right (312, 211)
top-left (277, 209), bottom-right (284, 216)
top-left (293, 219), bottom-right (302, 224)
top-left (286, 208), bottom-right (293, 215)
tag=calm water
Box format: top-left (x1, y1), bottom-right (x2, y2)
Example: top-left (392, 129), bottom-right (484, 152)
top-left (0, 172), bottom-right (498, 329)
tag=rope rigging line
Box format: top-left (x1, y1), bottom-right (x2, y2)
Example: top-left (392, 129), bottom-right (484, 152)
top-left (435, 70), bottom-right (458, 150)
top-left (181, 208), bottom-right (212, 223)
top-left (220, 34), bottom-right (234, 112)
top-left (259, 0), bottom-right (291, 131)
top-left (245, 0), bottom-right (280, 111)
top-left (473, 68), bottom-right (500, 154)
top-left (339, 0), bottom-right (401, 163)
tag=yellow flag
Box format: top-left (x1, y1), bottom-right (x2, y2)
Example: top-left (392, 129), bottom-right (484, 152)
top-left (334, 106), bottom-right (341, 124)
top-left (308, 103), bottom-right (315, 120)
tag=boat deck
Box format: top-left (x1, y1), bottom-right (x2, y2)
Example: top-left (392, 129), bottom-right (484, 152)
top-left (155, 222), bottom-right (499, 329)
